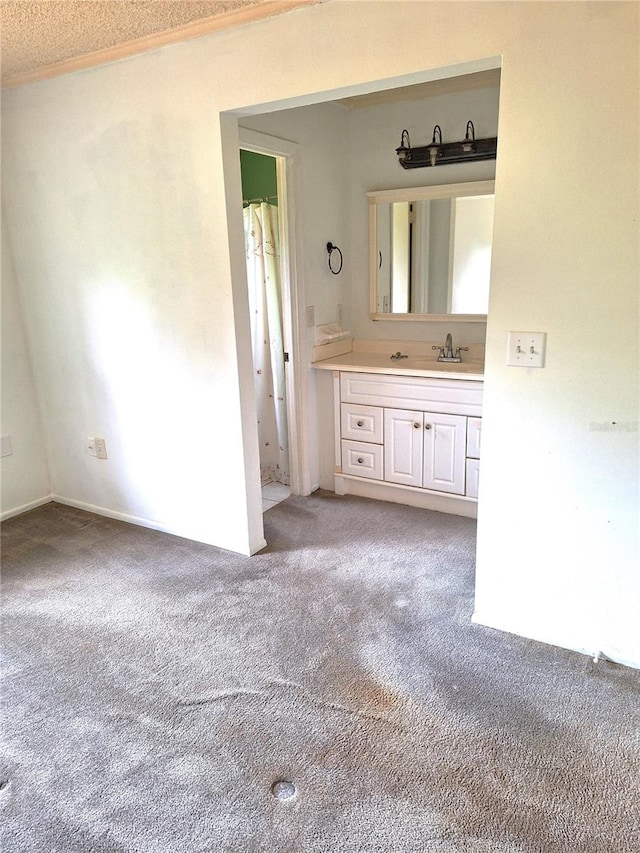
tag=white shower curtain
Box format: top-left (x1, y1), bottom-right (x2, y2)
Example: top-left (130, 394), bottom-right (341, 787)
top-left (243, 202), bottom-right (289, 486)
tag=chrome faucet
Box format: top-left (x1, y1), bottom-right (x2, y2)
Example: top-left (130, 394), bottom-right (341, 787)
top-left (433, 333), bottom-right (469, 363)
top-left (445, 333), bottom-right (454, 359)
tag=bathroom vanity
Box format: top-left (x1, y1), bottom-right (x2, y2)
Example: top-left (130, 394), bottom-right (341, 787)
top-left (313, 340), bottom-right (483, 518)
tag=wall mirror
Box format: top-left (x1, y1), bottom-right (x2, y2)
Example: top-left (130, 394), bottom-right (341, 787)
top-left (369, 180), bottom-right (495, 322)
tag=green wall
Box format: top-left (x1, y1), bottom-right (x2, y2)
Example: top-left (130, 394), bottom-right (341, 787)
top-left (240, 150), bottom-right (277, 205)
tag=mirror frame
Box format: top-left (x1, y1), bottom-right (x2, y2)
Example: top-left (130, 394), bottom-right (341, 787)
top-left (368, 180), bottom-right (495, 322)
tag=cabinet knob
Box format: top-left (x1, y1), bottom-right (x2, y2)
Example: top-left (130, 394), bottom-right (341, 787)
top-left (357, 457), bottom-right (364, 464)
top-left (357, 420), bottom-right (364, 427)
top-left (425, 423), bottom-right (432, 430)
top-left (413, 422), bottom-right (420, 429)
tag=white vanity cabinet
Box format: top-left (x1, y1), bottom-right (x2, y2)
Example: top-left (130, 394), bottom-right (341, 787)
top-left (334, 371), bottom-right (483, 518)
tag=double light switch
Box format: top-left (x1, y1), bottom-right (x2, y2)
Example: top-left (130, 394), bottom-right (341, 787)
top-left (506, 332), bottom-right (547, 368)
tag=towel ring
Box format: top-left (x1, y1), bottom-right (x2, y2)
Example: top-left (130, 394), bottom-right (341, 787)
top-left (326, 242), bottom-right (343, 275)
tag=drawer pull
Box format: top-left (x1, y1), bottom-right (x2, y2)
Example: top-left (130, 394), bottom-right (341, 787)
top-left (357, 420), bottom-right (364, 427)
top-left (425, 423), bottom-right (432, 430)
top-left (357, 457), bottom-right (364, 464)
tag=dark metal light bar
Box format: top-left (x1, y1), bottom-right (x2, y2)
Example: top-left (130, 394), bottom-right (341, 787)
top-left (396, 122), bottom-right (497, 170)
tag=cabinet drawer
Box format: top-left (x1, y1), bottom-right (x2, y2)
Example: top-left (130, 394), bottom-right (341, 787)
top-left (341, 403), bottom-right (383, 443)
top-left (467, 417), bottom-right (482, 459)
top-left (466, 458), bottom-right (480, 498)
top-left (341, 440), bottom-right (384, 480)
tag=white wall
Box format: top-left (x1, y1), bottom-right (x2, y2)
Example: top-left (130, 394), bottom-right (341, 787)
top-left (1, 214), bottom-right (51, 517)
top-left (1, 61), bottom-right (262, 554)
top-left (2, 2), bottom-right (638, 664)
top-left (473, 3), bottom-right (639, 668)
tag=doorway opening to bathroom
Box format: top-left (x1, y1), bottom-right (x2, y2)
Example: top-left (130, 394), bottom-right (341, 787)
top-left (240, 145), bottom-right (294, 512)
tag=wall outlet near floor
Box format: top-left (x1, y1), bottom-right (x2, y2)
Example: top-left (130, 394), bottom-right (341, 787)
top-left (507, 332), bottom-right (547, 368)
top-left (88, 437), bottom-right (108, 459)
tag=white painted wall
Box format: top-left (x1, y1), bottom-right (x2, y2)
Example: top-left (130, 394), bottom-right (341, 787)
top-left (1, 62), bottom-right (262, 554)
top-left (1, 214), bottom-right (51, 516)
top-left (2, 2), bottom-right (638, 664)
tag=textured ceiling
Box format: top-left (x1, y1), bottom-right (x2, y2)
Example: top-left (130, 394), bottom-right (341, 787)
top-left (0, 1), bottom-right (312, 85)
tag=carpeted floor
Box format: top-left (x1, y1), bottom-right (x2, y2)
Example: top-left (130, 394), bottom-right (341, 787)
top-left (1, 492), bottom-right (638, 852)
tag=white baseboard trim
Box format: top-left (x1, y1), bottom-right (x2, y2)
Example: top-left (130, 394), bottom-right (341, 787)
top-left (51, 495), bottom-right (261, 556)
top-left (472, 610), bottom-right (640, 671)
top-left (1, 494), bottom-right (54, 522)
top-left (335, 475), bottom-right (478, 518)
top-left (52, 494), bottom-right (190, 538)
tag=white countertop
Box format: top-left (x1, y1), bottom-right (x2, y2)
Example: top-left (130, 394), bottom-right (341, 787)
top-left (312, 350), bottom-right (484, 381)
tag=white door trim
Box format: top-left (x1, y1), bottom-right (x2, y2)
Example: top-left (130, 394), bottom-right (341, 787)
top-left (238, 127), bottom-right (312, 496)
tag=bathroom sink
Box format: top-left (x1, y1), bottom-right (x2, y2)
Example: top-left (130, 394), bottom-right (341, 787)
top-left (393, 357), bottom-right (483, 374)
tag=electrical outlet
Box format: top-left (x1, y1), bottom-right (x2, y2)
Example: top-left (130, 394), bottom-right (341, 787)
top-left (88, 437), bottom-right (108, 459)
top-left (306, 305), bottom-right (315, 328)
top-left (507, 332), bottom-right (547, 368)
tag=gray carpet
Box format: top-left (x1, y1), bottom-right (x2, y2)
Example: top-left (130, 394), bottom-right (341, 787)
top-left (1, 493), bottom-right (638, 852)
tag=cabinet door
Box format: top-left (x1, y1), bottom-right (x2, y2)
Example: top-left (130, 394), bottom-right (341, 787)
top-left (384, 409), bottom-right (423, 487)
top-left (466, 458), bottom-right (480, 499)
top-left (422, 413), bottom-right (466, 494)
top-left (466, 417), bottom-right (482, 459)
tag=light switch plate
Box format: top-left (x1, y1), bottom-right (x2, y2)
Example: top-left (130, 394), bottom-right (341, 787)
top-left (507, 332), bottom-right (547, 367)
top-left (306, 305), bottom-right (315, 327)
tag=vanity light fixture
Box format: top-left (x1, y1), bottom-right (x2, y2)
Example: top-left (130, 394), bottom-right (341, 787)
top-left (395, 119), bottom-right (497, 169)
top-left (395, 129), bottom-right (412, 166)
top-left (427, 125), bottom-right (443, 167)
top-left (461, 120), bottom-right (476, 153)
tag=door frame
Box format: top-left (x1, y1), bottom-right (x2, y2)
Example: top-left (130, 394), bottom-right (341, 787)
top-left (238, 127), bottom-right (311, 497)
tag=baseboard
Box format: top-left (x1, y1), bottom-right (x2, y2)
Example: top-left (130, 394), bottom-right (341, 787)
top-left (51, 495), bottom-right (261, 556)
top-left (1, 494), bottom-right (54, 521)
top-left (52, 494), bottom-right (209, 540)
top-left (336, 475), bottom-right (478, 518)
top-left (472, 609), bottom-right (640, 671)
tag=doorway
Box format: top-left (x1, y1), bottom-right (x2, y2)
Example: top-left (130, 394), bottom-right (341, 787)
top-left (240, 147), bottom-right (291, 512)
